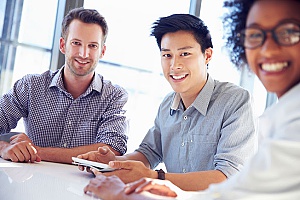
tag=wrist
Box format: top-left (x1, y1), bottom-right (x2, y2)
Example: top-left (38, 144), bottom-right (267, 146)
top-left (155, 169), bottom-right (165, 180)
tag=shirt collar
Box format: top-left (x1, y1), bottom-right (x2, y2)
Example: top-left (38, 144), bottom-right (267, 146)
top-left (50, 66), bottom-right (103, 94)
top-left (170, 74), bottom-right (215, 116)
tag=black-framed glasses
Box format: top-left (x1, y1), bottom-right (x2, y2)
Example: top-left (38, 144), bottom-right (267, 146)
top-left (238, 21), bottom-right (300, 49)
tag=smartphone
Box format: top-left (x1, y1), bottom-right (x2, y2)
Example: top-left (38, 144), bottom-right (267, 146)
top-left (72, 157), bottom-right (115, 172)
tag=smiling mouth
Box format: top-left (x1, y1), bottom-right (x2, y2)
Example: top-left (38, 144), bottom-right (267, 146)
top-left (170, 74), bottom-right (188, 80)
top-left (261, 62), bottom-right (288, 72)
top-left (75, 59), bottom-right (90, 64)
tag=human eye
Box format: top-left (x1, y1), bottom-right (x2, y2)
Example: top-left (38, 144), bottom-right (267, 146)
top-left (276, 23), bottom-right (300, 44)
top-left (245, 29), bottom-right (263, 41)
top-left (89, 44), bottom-right (99, 49)
top-left (71, 41), bottom-right (81, 46)
top-left (180, 52), bottom-right (190, 56)
top-left (162, 53), bottom-right (171, 58)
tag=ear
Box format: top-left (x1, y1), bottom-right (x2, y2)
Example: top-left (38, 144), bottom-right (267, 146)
top-left (99, 44), bottom-right (106, 59)
top-left (204, 47), bottom-right (213, 65)
top-left (59, 37), bottom-right (66, 54)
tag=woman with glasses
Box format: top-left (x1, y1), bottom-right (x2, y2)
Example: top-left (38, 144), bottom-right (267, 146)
top-left (83, 0), bottom-right (300, 199)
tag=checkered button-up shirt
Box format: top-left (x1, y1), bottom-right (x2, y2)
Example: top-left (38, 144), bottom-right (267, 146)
top-left (0, 67), bottom-right (128, 155)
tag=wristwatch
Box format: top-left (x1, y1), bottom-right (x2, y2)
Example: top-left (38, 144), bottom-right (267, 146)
top-left (155, 169), bottom-right (165, 180)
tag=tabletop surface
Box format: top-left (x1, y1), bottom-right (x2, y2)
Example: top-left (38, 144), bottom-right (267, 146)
top-left (0, 158), bottom-right (99, 200)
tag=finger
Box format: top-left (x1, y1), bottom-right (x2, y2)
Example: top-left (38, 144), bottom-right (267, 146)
top-left (78, 165), bottom-right (85, 171)
top-left (14, 144), bottom-right (30, 162)
top-left (26, 144), bottom-right (38, 162)
top-left (35, 154), bottom-right (42, 162)
top-left (108, 160), bottom-right (131, 169)
top-left (5, 151), bottom-right (18, 162)
top-left (9, 133), bottom-right (23, 141)
top-left (150, 185), bottom-right (177, 197)
top-left (91, 168), bottom-right (102, 176)
top-left (124, 178), bottom-right (147, 194)
top-left (77, 152), bottom-right (93, 160)
top-left (84, 183), bottom-right (96, 194)
top-left (135, 181), bottom-right (155, 193)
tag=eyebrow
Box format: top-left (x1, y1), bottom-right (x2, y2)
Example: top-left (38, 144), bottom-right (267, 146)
top-left (70, 38), bottom-right (100, 45)
top-left (161, 46), bottom-right (194, 52)
top-left (246, 18), bottom-right (300, 29)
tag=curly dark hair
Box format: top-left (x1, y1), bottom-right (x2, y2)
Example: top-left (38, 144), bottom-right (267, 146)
top-left (223, 0), bottom-right (255, 70)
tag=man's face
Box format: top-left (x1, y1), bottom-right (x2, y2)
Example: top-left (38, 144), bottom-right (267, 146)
top-left (59, 19), bottom-right (106, 78)
top-left (160, 30), bottom-right (212, 98)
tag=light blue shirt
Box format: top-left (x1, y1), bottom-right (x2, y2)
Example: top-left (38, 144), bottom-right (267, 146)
top-left (136, 75), bottom-right (256, 178)
top-left (0, 67), bottom-right (128, 155)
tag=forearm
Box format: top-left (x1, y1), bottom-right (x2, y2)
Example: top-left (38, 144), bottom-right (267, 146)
top-left (38, 143), bottom-right (120, 164)
top-left (165, 170), bottom-right (227, 191)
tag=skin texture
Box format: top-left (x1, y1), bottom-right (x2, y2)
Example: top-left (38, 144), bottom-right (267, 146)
top-left (245, 0), bottom-right (300, 98)
top-left (83, 0), bottom-right (300, 199)
top-left (0, 19), bottom-right (121, 164)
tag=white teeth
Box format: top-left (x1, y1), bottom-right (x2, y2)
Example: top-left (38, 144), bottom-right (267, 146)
top-left (261, 62), bottom-right (288, 72)
top-left (78, 60), bottom-right (88, 64)
top-left (76, 59), bottom-right (88, 64)
top-left (172, 74), bottom-right (186, 80)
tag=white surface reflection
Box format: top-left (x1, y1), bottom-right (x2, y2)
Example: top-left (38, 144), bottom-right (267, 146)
top-left (0, 158), bottom-right (99, 200)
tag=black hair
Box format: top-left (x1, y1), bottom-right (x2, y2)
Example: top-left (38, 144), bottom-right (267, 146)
top-left (151, 14), bottom-right (213, 53)
top-left (62, 7), bottom-right (108, 42)
top-left (222, 0), bottom-right (255, 69)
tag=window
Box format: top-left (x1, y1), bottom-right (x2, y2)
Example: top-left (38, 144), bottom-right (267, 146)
top-left (0, 0), bottom-right (58, 95)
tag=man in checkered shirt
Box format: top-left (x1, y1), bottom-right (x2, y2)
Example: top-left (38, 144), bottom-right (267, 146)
top-left (0, 8), bottom-right (128, 164)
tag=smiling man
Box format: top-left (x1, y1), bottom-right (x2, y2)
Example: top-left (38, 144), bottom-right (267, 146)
top-left (78, 14), bottom-right (256, 191)
top-left (0, 8), bottom-right (128, 164)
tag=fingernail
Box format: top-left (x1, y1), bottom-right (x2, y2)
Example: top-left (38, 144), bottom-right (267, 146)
top-left (108, 161), bottom-right (114, 167)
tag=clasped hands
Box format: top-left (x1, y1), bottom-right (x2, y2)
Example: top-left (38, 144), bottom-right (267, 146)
top-left (0, 133), bottom-right (41, 163)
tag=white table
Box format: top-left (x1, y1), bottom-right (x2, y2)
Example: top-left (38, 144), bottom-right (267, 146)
top-left (0, 158), bottom-right (99, 200)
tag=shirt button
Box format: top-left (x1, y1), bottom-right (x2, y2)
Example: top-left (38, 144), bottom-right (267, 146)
top-left (182, 168), bottom-right (186, 173)
top-left (63, 143), bottom-right (67, 147)
top-left (181, 142), bottom-right (185, 146)
top-left (68, 121), bottom-right (72, 125)
top-left (183, 116), bottom-right (187, 120)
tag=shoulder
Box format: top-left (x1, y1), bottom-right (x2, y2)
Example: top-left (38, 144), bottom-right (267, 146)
top-left (96, 74), bottom-right (128, 97)
top-left (213, 80), bottom-right (250, 100)
top-left (15, 70), bottom-right (55, 87)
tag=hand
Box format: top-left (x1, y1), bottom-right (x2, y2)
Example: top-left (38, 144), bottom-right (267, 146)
top-left (94, 160), bottom-right (157, 184)
top-left (10, 133), bottom-right (33, 144)
top-left (124, 178), bottom-right (177, 197)
top-left (77, 146), bottom-right (116, 172)
top-left (84, 174), bottom-right (127, 200)
top-left (0, 141), bottom-right (41, 163)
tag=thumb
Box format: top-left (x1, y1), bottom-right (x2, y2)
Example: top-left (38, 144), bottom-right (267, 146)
top-left (98, 146), bottom-right (109, 155)
top-left (109, 160), bottom-right (134, 169)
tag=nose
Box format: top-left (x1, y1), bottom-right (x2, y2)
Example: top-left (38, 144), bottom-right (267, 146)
top-left (260, 32), bottom-right (280, 55)
top-left (170, 56), bottom-right (182, 70)
top-left (78, 46), bottom-right (89, 58)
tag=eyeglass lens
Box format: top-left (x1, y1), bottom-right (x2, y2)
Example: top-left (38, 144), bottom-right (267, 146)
top-left (241, 22), bottom-right (300, 49)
